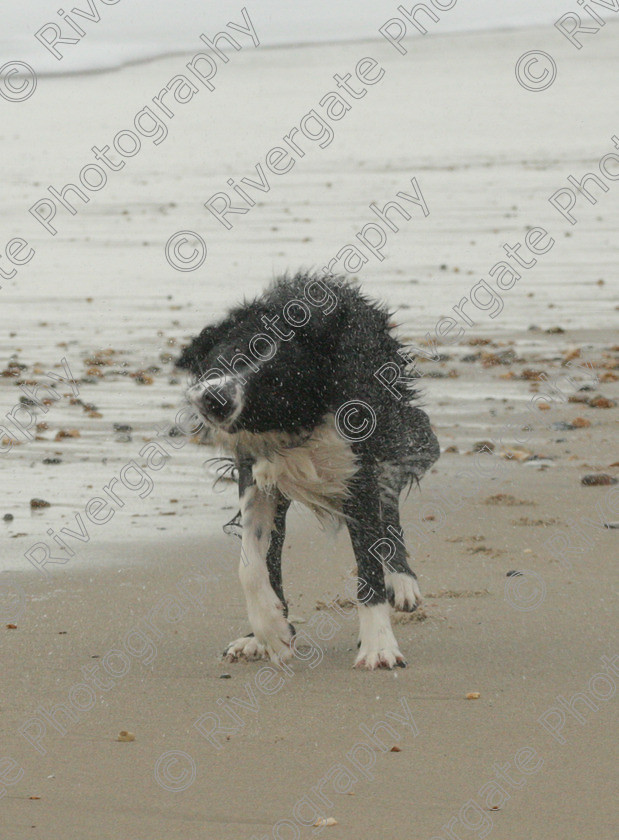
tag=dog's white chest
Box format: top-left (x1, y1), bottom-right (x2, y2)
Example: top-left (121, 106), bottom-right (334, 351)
top-left (251, 417), bottom-right (358, 517)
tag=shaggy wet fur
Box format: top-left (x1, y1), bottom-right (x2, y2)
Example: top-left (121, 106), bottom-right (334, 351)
top-left (176, 272), bottom-right (440, 669)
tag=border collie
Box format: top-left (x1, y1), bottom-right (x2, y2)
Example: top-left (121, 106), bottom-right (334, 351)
top-left (176, 272), bottom-right (439, 670)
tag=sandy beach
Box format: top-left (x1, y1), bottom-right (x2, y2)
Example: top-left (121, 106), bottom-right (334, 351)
top-left (1, 17), bottom-right (618, 840)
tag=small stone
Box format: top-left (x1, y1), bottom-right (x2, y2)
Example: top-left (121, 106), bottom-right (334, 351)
top-left (588, 395), bottom-right (616, 409)
top-left (501, 449), bottom-right (531, 462)
top-left (581, 474), bottom-right (617, 486)
top-left (54, 429), bottom-right (80, 440)
top-left (117, 731), bottom-right (135, 742)
top-left (466, 692), bottom-right (481, 700)
top-left (472, 441), bottom-right (495, 453)
top-left (520, 369), bottom-right (544, 381)
top-left (550, 421), bottom-right (574, 431)
top-left (3, 513), bottom-right (14, 521)
top-left (30, 499), bottom-right (50, 509)
top-left (131, 372), bottom-right (154, 385)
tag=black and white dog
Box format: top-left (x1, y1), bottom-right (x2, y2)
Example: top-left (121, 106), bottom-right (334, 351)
top-left (176, 272), bottom-right (439, 670)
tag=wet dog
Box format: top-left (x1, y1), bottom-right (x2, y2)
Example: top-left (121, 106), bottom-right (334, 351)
top-left (175, 272), bottom-right (439, 669)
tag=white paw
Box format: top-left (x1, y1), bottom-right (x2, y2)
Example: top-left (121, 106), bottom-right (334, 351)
top-left (354, 602), bottom-right (407, 670)
top-left (245, 588), bottom-right (294, 665)
top-left (355, 643), bottom-right (406, 670)
top-left (385, 571), bottom-right (421, 612)
top-left (223, 635), bottom-right (268, 663)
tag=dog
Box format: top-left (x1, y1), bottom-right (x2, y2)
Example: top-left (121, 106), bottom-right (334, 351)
top-left (175, 272), bottom-right (440, 670)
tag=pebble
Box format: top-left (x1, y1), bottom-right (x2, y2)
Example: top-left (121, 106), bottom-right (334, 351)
top-left (581, 474), bottom-right (617, 486)
top-left (588, 395), bottom-right (616, 409)
top-left (550, 421), bottom-right (574, 431)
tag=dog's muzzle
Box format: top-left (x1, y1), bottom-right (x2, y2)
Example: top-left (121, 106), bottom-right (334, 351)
top-left (186, 375), bottom-right (242, 427)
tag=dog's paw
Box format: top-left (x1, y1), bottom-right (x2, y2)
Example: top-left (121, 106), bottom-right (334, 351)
top-left (354, 642), bottom-right (406, 670)
top-left (258, 615), bottom-right (295, 666)
top-left (245, 590), bottom-right (295, 666)
top-left (355, 602), bottom-right (407, 670)
top-left (223, 634), bottom-right (268, 663)
top-left (385, 571), bottom-right (421, 612)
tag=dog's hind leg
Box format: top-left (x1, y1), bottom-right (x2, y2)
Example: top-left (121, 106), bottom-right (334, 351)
top-left (344, 462), bottom-right (406, 670)
top-left (223, 462), bottom-right (294, 665)
top-left (380, 501), bottom-right (422, 613)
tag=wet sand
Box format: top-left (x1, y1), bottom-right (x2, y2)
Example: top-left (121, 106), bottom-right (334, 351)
top-left (1, 22), bottom-right (618, 840)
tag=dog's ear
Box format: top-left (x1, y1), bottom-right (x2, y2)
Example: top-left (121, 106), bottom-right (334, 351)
top-left (175, 325), bottom-right (219, 371)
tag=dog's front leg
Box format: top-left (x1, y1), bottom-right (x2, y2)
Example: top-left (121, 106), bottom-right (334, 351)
top-left (223, 461), bottom-right (294, 665)
top-left (344, 462), bottom-right (406, 670)
top-left (381, 500), bottom-right (422, 613)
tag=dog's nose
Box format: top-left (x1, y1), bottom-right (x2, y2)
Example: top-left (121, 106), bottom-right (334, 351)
top-left (187, 378), bottom-right (237, 425)
top-left (199, 387), bottom-right (232, 422)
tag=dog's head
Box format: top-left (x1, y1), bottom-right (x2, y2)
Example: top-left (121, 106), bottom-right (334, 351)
top-left (175, 275), bottom-right (344, 434)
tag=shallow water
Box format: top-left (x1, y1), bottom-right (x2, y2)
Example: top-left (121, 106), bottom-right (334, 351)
top-left (2, 0), bottom-right (606, 76)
